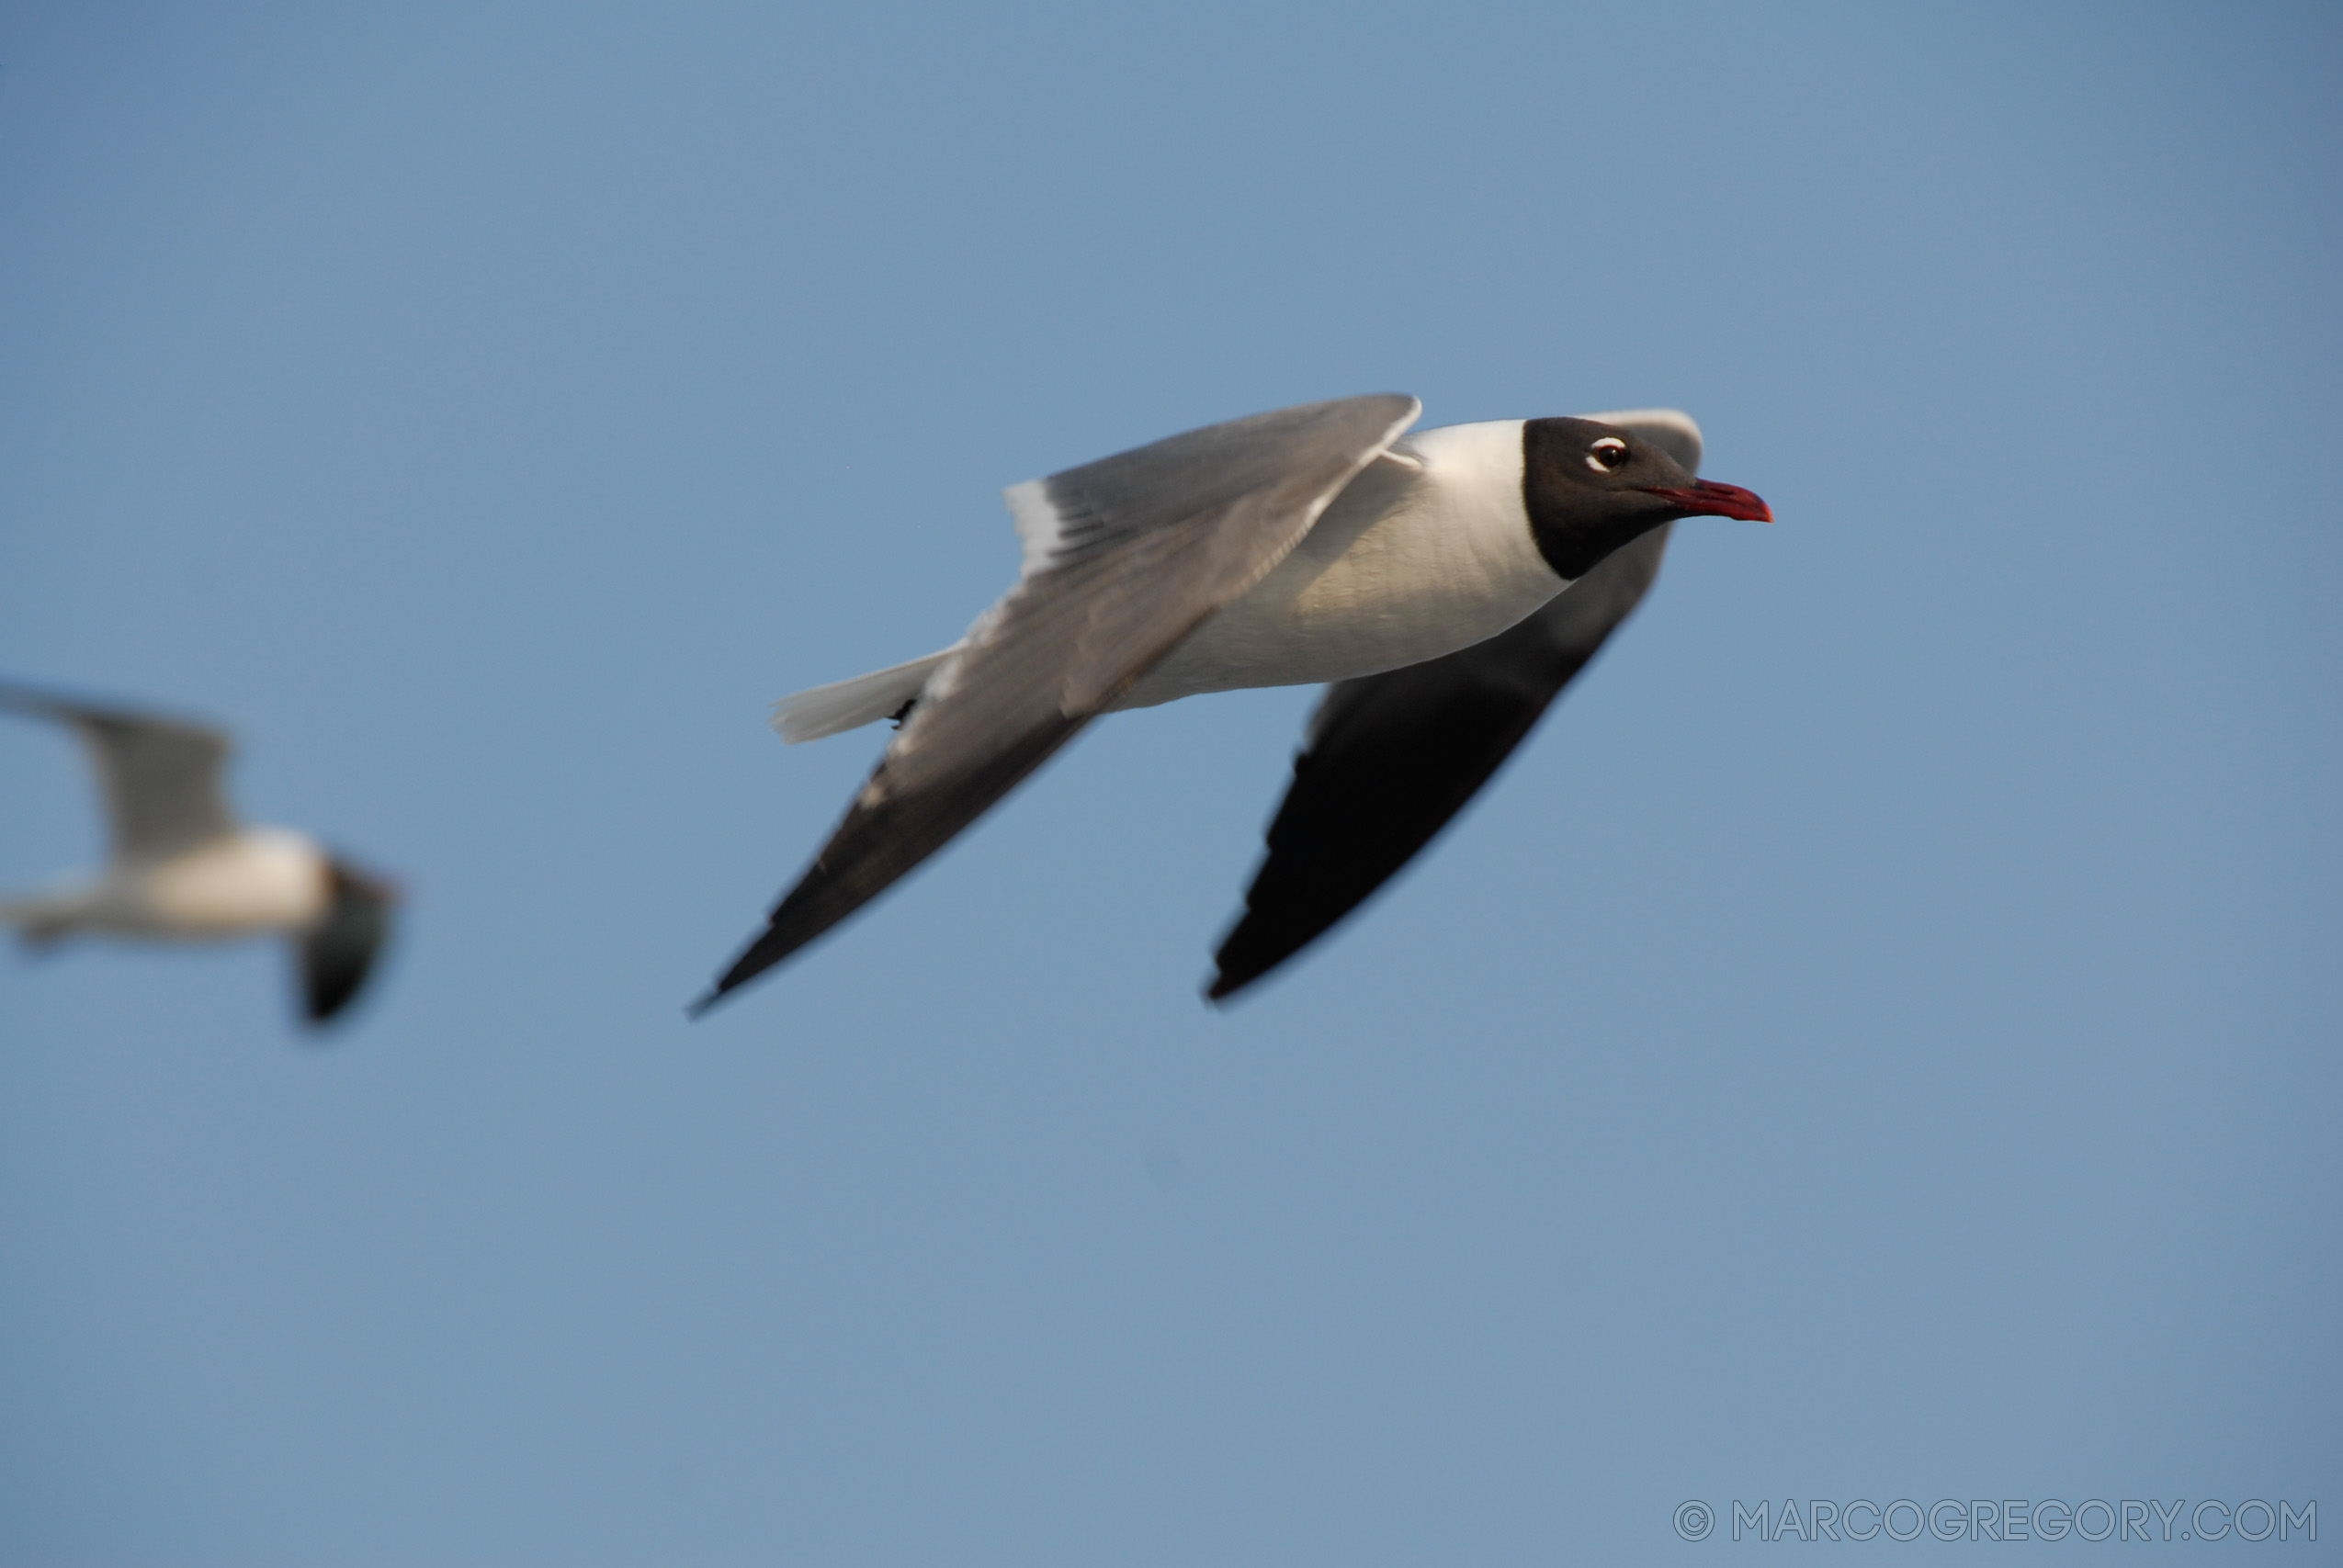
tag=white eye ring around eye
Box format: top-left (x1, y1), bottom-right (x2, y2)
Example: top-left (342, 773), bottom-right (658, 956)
top-left (1585, 437), bottom-right (1629, 473)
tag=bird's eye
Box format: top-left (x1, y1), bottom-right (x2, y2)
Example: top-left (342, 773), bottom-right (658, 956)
top-left (1586, 437), bottom-right (1630, 472)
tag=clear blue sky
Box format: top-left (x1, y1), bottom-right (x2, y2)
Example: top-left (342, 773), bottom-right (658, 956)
top-left (2, 3), bottom-right (2337, 1562)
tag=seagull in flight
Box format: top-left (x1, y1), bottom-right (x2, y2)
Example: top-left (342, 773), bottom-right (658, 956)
top-left (696, 394), bottom-right (1770, 1013)
top-left (0, 682), bottom-right (399, 1027)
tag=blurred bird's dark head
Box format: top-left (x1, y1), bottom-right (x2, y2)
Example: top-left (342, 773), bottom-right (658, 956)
top-left (1522, 417), bottom-right (1771, 580)
top-left (296, 855), bottom-right (401, 1029)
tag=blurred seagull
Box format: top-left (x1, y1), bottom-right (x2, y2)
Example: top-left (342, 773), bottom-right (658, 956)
top-left (696, 395), bottom-right (1770, 1013)
top-left (0, 682), bottom-right (398, 1027)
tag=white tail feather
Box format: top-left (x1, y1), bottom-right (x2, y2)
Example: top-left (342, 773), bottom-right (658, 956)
top-left (770, 647), bottom-right (960, 743)
top-left (0, 884), bottom-right (96, 942)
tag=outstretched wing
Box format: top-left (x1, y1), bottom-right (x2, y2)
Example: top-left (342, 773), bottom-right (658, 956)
top-left (1205, 411), bottom-right (1702, 1001)
top-left (0, 680), bottom-right (239, 863)
top-left (696, 394), bottom-right (1421, 1011)
top-left (296, 863), bottom-right (398, 1026)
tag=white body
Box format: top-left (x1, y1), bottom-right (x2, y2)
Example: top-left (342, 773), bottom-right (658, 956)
top-left (1115, 419), bottom-right (1555, 708)
top-left (1, 827), bottom-right (330, 943)
top-left (775, 418), bottom-right (1568, 741)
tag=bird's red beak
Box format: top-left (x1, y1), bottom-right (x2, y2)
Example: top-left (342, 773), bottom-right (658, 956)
top-left (1640, 479), bottom-right (1773, 523)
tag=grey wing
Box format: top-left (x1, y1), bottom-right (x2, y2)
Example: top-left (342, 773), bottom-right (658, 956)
top-left (695, 393), bottom-right (1421, 1010)
top-left (0, 681), bottom-right (239, 863)
top-left (1205, 411), bottom-right (1701, 1001)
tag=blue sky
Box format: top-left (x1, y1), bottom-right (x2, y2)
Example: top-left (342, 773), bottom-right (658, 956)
top-left (2, 3), bottom-right (2337, 1562)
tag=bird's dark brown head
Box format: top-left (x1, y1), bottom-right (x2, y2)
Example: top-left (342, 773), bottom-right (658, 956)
top-left (1522, 417), bottom-right (1771, 580)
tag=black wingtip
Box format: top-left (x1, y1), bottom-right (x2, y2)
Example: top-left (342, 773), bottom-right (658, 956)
top-left (296, 860), bottom-right (397, 1028)
top-left (690, 925), bottom-right (800, 1019)
top-left (1201, 961), bottom-right (1259, 1006)
top-left (1204, 919), bottom-right (1295, 1006)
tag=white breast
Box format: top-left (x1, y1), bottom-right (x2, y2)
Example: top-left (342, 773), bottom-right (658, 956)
top-left (123, 828), bottom-right (331, 938)
top-left (1115, 420), bottom-right (1563, 708)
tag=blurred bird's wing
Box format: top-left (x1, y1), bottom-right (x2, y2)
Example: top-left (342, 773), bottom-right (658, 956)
top-left (1205, 411), bottom-right (1701, 1001)
top-left (696, 393), bottom-right (1421, 1011)
top-left (296, 864), bottom-right (397, 1027)
top-left (0, 681), bottom-right (239, 864)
